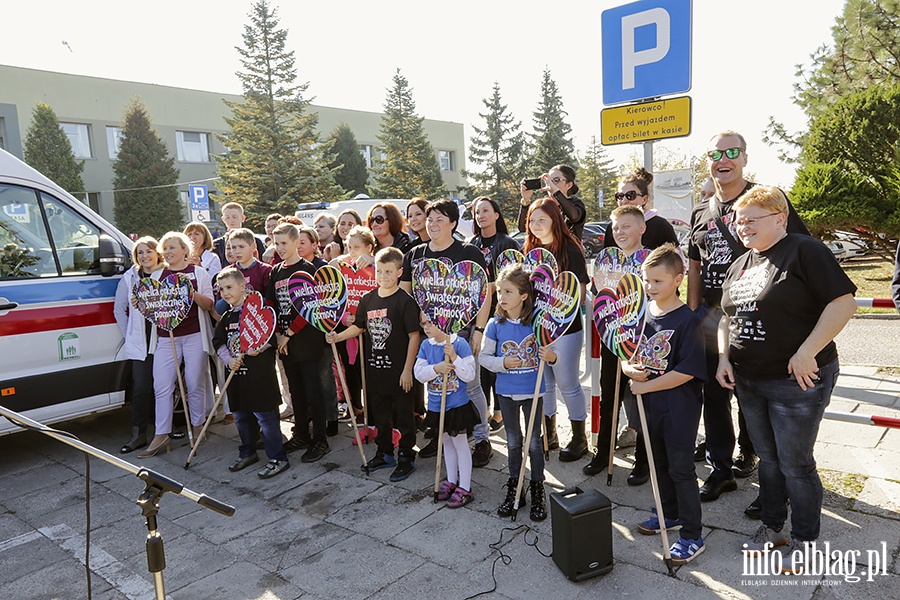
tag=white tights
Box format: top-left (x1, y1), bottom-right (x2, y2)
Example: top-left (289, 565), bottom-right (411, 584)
top-left (442, 433), bottom-right (472, 492)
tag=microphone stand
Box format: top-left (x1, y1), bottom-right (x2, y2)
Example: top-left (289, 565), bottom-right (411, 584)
top-left (0, 405), bottom-right (235, 600)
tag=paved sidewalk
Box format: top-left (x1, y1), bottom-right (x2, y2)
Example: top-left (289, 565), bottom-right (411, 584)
top-left (0, 365), bottom-right (898, 599)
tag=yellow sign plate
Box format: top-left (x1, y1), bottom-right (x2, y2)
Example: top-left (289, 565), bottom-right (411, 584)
top-left (601, 96), bottom-right (691, 145)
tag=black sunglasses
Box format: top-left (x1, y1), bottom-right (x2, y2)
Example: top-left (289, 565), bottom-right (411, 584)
top-left (707, 147), bottom-right (742, 161)
top-left (615, 190), bottom-right (642, 201)
top-left (369, 215), bottom-right (386, 225)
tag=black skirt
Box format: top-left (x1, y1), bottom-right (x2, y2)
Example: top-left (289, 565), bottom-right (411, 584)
top-left (423, 400), bottom-right (480, 437)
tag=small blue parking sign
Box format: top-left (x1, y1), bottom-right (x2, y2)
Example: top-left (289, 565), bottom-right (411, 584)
top-left (189, 185), bottom-right (209, 211)
top-left (602, 0), bottom-right (692, 105)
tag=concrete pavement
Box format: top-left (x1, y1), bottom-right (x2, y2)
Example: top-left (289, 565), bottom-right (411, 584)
top-left (0, 365), bottom-right (898, 599)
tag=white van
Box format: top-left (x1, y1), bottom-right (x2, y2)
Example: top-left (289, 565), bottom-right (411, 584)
top-left (0, 149), bottom-right (132, 435)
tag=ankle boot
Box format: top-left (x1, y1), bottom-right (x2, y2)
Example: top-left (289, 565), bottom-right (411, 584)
top-left (627, 430), bottom-right (650, 486)
top-left (120, 427), bottom-right (147, 454)
top-left (559, 420), bottom-right (588, 462)
top-left (497, 477), bottom-right (527, 517)
top-left (543, 415), bottom-right (559, 450)
top-left (529, 480), bottom-right (547, 521)
top-left (582, 448), bottom-right (610, 476)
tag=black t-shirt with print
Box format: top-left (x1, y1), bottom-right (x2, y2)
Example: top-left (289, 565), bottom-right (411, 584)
top-left (688, 182), bottom-right (810, 307)
top-left (632, 303), bottom-right (706, 406)
top-left (212, 306), bottom-right (280, 412)
top-left (401, 238), bottom-right (492, 283)
top-left (720, 234), bottom-right (856, 378)
top-left (470, 232), bottom-right (519, 314)
top-left (354, 288), bottom-right (420, 394)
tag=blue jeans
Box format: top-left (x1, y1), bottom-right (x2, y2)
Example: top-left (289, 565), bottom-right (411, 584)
top-left (498, 394), bottom-right (545, 482)
top-left (542, 332), bottom-right (587, 421)
top-left (735, 359), bottom-right (838, 541)
top-left (234, 409), bottom-right (287, 462)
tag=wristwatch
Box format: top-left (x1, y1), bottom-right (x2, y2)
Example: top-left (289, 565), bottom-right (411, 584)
top-left (473, 326), bottom-right (485, 333)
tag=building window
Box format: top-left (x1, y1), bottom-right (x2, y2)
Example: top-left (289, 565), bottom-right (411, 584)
top-left (438, 150), bottom-right (454, 172)
top-left (86, 192), bottom-right (101, 213)
top-left (0, 117), bottom-right (5, 150)
top-left (106, 126), bottom-right (124, 160)
top-left (359, 144), bottom-right (373, 168)
top-left (176, 131), bottom-right (210, 163)
top-left (60, 123), bottom-right (92, 158)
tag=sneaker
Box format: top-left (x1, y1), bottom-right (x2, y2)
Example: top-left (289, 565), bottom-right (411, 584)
top-left (446, 486), bottom-right (474, 508)
top-left (418, 436), bottom-right (439, 458)
top-left (489, 418), bottom-right (504, 434)
top-left (228, 454), bottom-right (259, 472)
top-left (392, 428), bottom-right (401, 448)
top-left (472, 440), bottom-right (492, 468)
top-left (362, 452), bottom-right (396, 472)
top-left (637, 509), bottom-right (682, 535)
top-left (352, 425), bottom-right (378, 446)
top-left (437, 480), bottom-right (458, 501)
top-left (616, 428), bottom-right (637, 449)
top-left (742, 524), bottom-right (788, 555)
top-left (258, 458), bottom-right (289, 479)
top-left (337, 403), bottom-right (351, 423)
top-left (301, 440), bottom-right (331, 463)
top-left (389, 461), bottom-right (416, 482)
top-left (279, 407), bottom-right (294, 421)
top-left (777, 538), bottom-right (818, 575)
top-left (670, 537), bottom-right (705, 565)
top-left (732, 453), bottom-right (759, 478)
top-left (283, 435), bottom-right (310, 453)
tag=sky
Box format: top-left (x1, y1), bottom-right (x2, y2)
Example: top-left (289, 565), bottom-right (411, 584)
top-left (2, 0), bottom-right (847, 188)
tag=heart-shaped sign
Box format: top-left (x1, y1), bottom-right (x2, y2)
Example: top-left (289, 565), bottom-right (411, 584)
top-left (531, 265), bottom-right (581, 346)
top-left (133, 273), bottom-right (194, 331)
top-left (496, 248), bottom-right (558, 277)
top-left (593, 273), bottom-right (647, 360)
top-left (339, 260), bottom-right (377, 317)
top-left (288, 265), bottom-right (348, 333)
top-left (239, 291), bottom-right (277, 353)
top-left (592, 247), bottom-right (649, 293)
top-left (412, 259), bottom-right (488, 334)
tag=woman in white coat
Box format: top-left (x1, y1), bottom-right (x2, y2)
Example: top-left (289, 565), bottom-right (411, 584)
top-left (113, 236), bottom-right (164, 453)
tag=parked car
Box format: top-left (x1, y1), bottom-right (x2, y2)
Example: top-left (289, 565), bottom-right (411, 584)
top-left (582, 221), bottom-right (609, 258)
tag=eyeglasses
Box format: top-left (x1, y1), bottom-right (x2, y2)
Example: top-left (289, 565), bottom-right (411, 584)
top-left (707, 147), bottom-right (743, 161)
top-left (615, 190), bottom-right (642, 201)
top-left (735, 213), bottom-right (781, 227)
top-left (369, 215), bottom-right (386, 225)
top-left (551, 177), bottom-right (566, 184)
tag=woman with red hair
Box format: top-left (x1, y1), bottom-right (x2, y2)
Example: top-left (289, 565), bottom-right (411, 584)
top-left (523, 199), bottom-right (590, 463)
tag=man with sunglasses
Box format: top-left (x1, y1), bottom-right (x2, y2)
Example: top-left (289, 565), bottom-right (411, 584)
top-left (687, 131), bottom-right (809, 507)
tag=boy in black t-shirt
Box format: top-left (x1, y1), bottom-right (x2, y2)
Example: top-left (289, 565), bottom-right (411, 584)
top-left (213, 268), bottom-right (289, 479)
top-left (328, 247), bottom-right (421, 482)
top-left (623, 244), bottom-right (707, 565)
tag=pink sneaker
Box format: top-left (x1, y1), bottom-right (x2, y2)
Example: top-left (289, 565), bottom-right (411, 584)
top-left (392, 428), bottom-right (401, 448)
top-left (446, 487), bottom-right (474, 508)
top-left (352, 425), bottom-right (378, 446)
top-left (437, 480), bottom-right (458, 501)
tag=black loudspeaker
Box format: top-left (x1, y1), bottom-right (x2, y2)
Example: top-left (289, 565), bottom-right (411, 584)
top-left (550, 486), bottom-right (614, 581)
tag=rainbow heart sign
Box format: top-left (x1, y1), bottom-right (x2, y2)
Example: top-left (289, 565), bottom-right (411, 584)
top-left (133, 273), bottom-right (194, 331)
top-left (288, 265), bottom-right (348, 332)
top-left (496, 248), bottom-right (558, 277)
top-left (592, 247), bottom-right (649, 293)
top-left (339, 260), bottom-right (377, 317)
top-left (412, 259), bottom-right (487, 334)
top-left (531, 265), bottom-right (581, 346)
top-left (593, 273), bottom-right (647, 360)
top-left (239, 292), bottom-right (277, 354)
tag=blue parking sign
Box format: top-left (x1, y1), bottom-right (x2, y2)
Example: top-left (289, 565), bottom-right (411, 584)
top-left (602, 0), bottom-right (692, 105)
top-left (189, 185), bottom-right (209, 211)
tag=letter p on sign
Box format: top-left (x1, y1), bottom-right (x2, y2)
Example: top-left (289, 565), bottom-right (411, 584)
top-left (602, 0), bottom-right (691, 105)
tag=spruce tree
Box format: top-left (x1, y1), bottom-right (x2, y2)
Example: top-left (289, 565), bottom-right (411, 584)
top-left (326, 123), bottom-right (369, 197)
top-left (527, 69), bottom-right (576, 171)
top-left (371, 69), bottom-right (446, 200)
top-left (112, 99), bottom-right (182, 238)
top-left (462, 82), bottom-right (525, 223)
top-left (217, 0), bottom-right (342, 228)
top-left (23, 103), bottom-right (85, 196)
top-left (578, 136), bottom-right (618, 221)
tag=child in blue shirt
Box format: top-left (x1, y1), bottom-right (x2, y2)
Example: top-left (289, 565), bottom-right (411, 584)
top-left (480, 265), bottom-right (557, 521)
top-left (414, 314), bottom-right (479, 507)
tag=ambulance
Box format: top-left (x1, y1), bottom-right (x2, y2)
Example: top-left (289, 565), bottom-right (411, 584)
top-left (0, 149), bottom-right (133, 435)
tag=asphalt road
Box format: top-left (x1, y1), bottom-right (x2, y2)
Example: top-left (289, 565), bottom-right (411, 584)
top-left (836, 316), bottom-right (900, 367)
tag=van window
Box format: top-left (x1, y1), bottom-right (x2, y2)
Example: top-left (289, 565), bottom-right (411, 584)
top-left (0, 183), bottom-right (102, 278)
top-left (0, 184), bottom-right (56, 278)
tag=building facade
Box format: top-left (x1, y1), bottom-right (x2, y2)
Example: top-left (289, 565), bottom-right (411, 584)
top-left (0, 64), bottom-right (466, 230)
